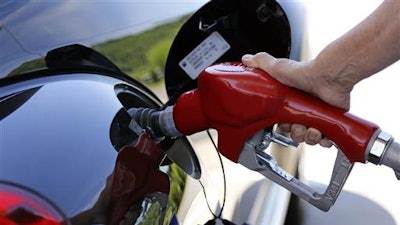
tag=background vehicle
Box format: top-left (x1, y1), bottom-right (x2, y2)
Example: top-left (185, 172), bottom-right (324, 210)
top-left (294, 1), bottom-right (400, 224)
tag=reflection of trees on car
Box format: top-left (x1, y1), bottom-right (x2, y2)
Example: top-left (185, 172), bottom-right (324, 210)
top-left (94, 15), bottom-right (189, 85)
top-left (146, 39), bottom-right (171, 84)
top-left (166, 164), bottom-right (187, 222)
top-left (8, 58), bottom-right (46, 77)
top-left (8, 14), bottom-right (189, 87)
top-left (139, 164), bottom-right (187, 225)
top-left (67, 162), bottom-right (187, 225)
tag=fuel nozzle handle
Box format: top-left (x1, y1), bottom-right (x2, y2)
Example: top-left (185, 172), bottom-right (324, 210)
top-left (127, 62), bottom-right (400, 213)
top-left (129, 62), bottom-right (399, 172)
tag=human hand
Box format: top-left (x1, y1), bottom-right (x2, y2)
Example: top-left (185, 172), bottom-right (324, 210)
top-left (242, 52), bottom-right (352, 110)
top-left (277, 123), bottom-right (333, 148)
top-left (241, 52), bottom-right (354, 147)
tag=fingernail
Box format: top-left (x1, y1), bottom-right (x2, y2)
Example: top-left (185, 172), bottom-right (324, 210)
top-left (293, 126), bottom-right (305, 136)
top-left (242, 54), bottom-right (254, 61)
top-left (308, 132), bottom-right (319, 141)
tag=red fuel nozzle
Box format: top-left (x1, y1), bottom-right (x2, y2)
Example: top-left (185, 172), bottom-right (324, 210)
top-left (130, 62), bottom-right (399, 212)
top-left (172, 62), bottom-right (379, 163)
top-left (131, 62), bottom-right (379, 163)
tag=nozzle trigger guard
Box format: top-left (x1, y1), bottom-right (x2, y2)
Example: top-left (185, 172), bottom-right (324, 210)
top-left (239, 131), bottom-right (353, 211)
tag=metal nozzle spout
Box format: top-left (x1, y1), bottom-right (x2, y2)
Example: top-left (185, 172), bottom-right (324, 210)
top-left (127, 106), bottom-right (201, 179)
top-left (127, 106), bottom-right (182, 139)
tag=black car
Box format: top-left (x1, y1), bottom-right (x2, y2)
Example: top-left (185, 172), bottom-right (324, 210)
top-left (0, 1), bottom-right (305, 224)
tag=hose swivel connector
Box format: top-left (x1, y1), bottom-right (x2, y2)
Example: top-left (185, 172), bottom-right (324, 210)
top-left (367, 130), bottom-right (400, 180)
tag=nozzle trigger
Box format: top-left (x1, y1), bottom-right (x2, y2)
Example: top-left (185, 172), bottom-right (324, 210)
top-left (239, 130), bottom-right (353, 211)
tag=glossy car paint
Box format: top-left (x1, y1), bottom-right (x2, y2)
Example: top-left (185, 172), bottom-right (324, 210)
top-left (1, 1), bottom-right (197, 223)
top-left (1, 69), bottom-right (164, 221)
top-left (1, 0), bottom-right (306, 224)
top-left (110, 134), bottom-right (170, 225)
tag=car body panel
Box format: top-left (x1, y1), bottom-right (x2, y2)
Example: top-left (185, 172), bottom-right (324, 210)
top-left (1, 1), bottom-right (307, 224)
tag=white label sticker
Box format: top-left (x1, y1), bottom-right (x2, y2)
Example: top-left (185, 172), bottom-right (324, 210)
top-left (179, 31), bottom-right (230, 80)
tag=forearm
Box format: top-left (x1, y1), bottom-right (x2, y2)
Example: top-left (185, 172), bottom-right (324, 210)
top-left (313, 0), bottom-right (400, 86)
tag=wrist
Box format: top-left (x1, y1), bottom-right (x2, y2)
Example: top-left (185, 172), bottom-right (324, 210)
top-left (308, 55), bottom-right (354, 110)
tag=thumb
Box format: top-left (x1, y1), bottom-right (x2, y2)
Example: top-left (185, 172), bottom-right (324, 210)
top-left (242, 52), bottom-right (289, 82)
top-left (242, 52), bottom-right (275, 70)
top-left (241, 54), bottom-right (258, 67)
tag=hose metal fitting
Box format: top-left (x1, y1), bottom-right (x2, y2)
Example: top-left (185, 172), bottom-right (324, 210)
top-left (368, 130), bottom-right (393, 165)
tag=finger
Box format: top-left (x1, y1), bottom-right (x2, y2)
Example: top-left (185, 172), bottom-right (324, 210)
top-left (243, 53), bottom-right (299, 87)
top-left (242, 52), bottom-right (275, 69)
top-left (290, 124), bottom-right (306, 143)
top-left (277, 123), bottom-right (292, 132)
top-left (319, 138), bottom-right (334, 148)
top-left (304, 127), bottom-right (323, 145)
top-left (242, 54), bottom-right (258, 67)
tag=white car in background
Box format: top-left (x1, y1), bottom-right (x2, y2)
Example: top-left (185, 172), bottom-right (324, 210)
top-left (298, 1), bottom-right (400, 225)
